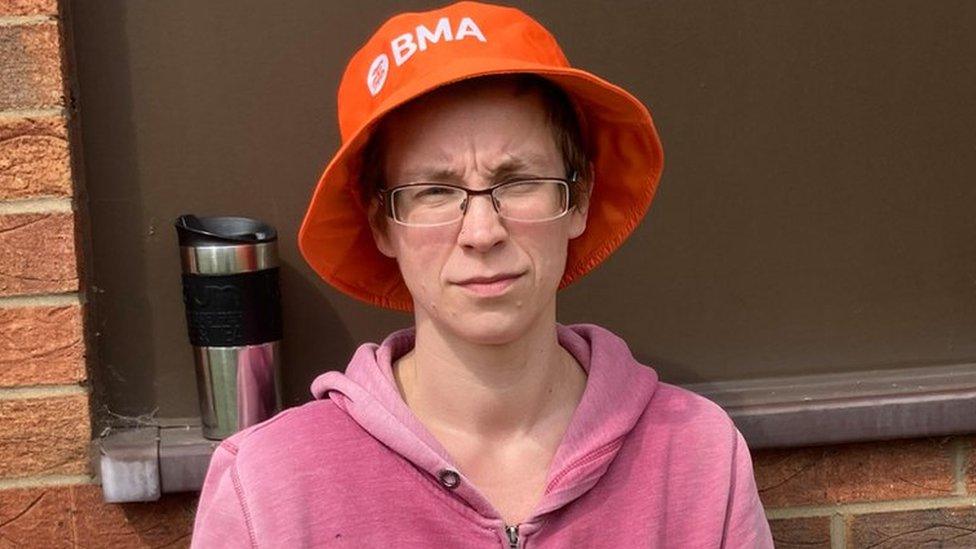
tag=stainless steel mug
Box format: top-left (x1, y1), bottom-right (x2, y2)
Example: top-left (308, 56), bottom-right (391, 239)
top-left (175, 215), bottom-right (283, 440)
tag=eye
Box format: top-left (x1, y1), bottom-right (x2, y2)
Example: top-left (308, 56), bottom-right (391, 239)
top-left (503, 180), bottom-right (543, 194)
top-left (415, 186), bottom-right (453, 198)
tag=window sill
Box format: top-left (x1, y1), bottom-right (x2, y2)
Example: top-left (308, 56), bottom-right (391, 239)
top-left (96, 362), bottom-right (976, 502)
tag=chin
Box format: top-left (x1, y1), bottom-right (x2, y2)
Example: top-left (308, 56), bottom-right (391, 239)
top-left (440, 309), bottom-right (535, 346)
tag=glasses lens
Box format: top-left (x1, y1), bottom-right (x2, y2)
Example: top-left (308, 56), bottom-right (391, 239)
top-left (392, 185), bottom-right (466, 226)
top-left (495, 180), bottom-right (569, 222)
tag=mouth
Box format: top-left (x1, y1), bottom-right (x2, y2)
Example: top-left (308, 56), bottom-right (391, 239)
top-left (453, 272), bottom-right (525, 297)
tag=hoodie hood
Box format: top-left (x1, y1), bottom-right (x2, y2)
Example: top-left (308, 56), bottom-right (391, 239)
top-left (310, 323), bottom-right (659, 526)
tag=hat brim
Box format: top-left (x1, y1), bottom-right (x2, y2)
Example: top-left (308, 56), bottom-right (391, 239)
top-left (298, 57), bottom-right (664, 312)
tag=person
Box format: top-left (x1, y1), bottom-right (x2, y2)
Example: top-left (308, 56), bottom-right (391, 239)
top-left (191, 2), bottom-right (774, 547)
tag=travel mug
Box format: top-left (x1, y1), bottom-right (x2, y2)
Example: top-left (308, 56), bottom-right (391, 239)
top-left (174, 214), bottom-right (282, 440)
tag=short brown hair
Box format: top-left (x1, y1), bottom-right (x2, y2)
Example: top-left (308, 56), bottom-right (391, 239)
top-left (357, 74), bottom-right (592, 227)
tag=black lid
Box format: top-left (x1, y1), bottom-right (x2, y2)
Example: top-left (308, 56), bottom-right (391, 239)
top-left (174, 214), bottom-right (278, 247)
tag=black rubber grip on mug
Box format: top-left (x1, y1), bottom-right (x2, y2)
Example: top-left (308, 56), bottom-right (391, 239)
top-left (181, 268), bottom-right (282, 347)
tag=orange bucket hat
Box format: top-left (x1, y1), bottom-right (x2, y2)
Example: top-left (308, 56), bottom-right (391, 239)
top-left (298, 1), bottom-right (664, 312)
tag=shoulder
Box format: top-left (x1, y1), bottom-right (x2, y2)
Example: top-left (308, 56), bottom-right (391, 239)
top-left (648, 381), bottom-right (732, 421)
top-left (638, 381), bottom-right (741, 451)
top-left (215, 398), bottom-right (371, 472)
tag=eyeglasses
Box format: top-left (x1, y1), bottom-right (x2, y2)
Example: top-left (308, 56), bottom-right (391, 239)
top-left (377, 173), bottom-right (577, 227)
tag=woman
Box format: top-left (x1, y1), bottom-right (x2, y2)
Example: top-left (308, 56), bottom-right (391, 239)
top-left (192, 2), bottom-right (774, 547)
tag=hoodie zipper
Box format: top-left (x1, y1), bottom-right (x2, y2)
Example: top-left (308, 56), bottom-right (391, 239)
top-left (505, 524), bottom-right (519, 548)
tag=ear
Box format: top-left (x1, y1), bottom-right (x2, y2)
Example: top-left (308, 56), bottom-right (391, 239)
top-left (367, 198), bottom-right (397, 258)
top-left (568, 164), bottom-right (593, 239)
top-left (568, 202), bottom-right (588, 239)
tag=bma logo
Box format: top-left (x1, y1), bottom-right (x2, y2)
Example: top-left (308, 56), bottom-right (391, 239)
top-left (365, 16), bottom-right (487, 96)
top-left (367, 54), bottom-right (389, 96)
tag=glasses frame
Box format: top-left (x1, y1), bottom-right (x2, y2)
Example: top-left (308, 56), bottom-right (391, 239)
top-left (376, 171), bottom-right (579, 227)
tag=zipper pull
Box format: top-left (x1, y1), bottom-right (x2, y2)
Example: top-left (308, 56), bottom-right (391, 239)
top-left (505, 524), bottom-right (519, 548)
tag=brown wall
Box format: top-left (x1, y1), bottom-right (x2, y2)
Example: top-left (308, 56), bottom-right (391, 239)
top-left (67, 0), bottom-right (976, 423)
top-left (0, 1), bottom-right (973, 547)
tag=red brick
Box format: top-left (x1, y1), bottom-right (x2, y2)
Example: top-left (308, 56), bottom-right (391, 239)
top-left (0, 212), bottom-right (78, 296)
top-left (966, 436), bottom-right (976, 495)
top-left (850, 506), bottom-right (976, 548)
top-left (73, 484), bottom-right (196, 548)
top-left (0, 484), bottom-right (195, 548)
top-left (0, 22), bottom-right (64, 111)
top-left (0, 115), bottom-right (71, 199)
top-left (768, 516), bottom-right (831, 549)
top-left (0, 483), bottom-right (74, 547)
top-left (0, 304), bottom-right (85, 387)
top-left (753, 437), bottom-right (955, 507)
top-left (0, 0), bottom-right (58, 17)
top-left (0, 393), bottom-right (89, 478)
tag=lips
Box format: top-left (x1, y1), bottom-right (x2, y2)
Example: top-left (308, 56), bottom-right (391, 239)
top-left (454, 272), bottom-right (524, 285)
top-left (453, 272), bottom-right (525, 297)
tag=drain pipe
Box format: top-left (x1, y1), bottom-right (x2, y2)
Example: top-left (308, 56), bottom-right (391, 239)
top-left (96, 423), bottom-right (217, 503)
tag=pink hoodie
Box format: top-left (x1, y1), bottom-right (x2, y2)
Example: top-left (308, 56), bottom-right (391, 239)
top-left (191, 323), bottom-right (773, 548)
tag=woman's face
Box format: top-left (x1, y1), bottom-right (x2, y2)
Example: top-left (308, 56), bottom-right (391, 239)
top-left (368, 82), bottom-right (588, 345)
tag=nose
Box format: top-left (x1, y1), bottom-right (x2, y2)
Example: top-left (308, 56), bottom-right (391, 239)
top-left (456, 193), bottom-right (508, 252)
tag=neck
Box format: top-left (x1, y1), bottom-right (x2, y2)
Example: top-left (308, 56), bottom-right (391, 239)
top-left (394, 308), bottom-right (585, 443)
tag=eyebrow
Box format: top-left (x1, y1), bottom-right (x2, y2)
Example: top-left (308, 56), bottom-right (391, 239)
top-left (401, 156), bottom-right (549, 183)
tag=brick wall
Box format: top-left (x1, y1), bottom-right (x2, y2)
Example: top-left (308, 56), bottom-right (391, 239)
top-left (0, 0), bottom-right (194, 546)
top-left (0, 2), bottom-right (973, 548)
top-left (757, 436), bottom-right (976, 547)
